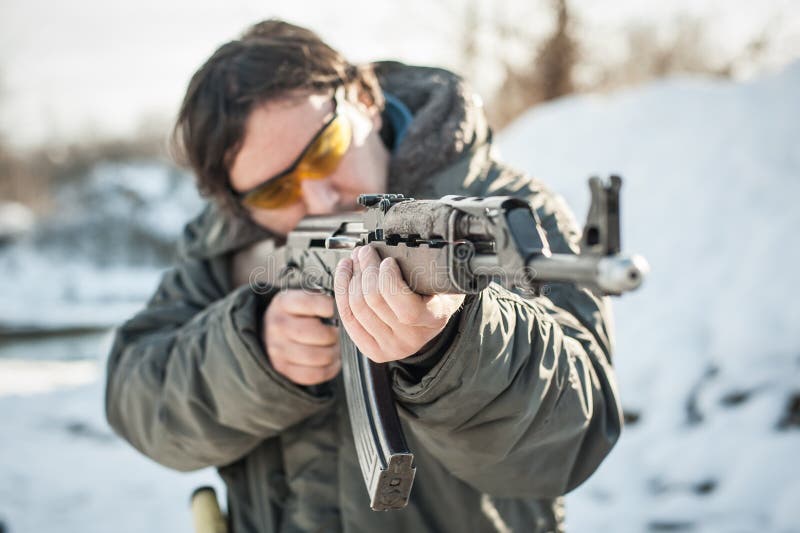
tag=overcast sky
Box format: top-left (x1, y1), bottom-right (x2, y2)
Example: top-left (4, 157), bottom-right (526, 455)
top-left (0, 0), bottom-right (798, 150)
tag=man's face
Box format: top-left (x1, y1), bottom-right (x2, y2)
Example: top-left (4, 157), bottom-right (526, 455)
top-left (229, 90), bottom-right (390, 236)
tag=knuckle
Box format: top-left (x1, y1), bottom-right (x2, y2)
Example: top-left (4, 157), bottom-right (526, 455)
top-left (320, 296), bottom-right (335, 317)
top-left (274, 290), bottom-right (294, 309)
top-left (305, 320), bottom-right (326, 342)
top-left (328, 345), bottom-right (343, 364)
top-left (367, 351), bottom-right (391, 364)
top-left (271, 291), bottom-right (286, 306)
top-left (323, 359), bottom-right (342, 377)
top-left (308, 325), bottom-right (333, 347)
top-left (324, 352), bottom-right (342, 376)
top-left (393, 341), bottom-right (415, 358)
top-left (324, 326), bottom-right (339, 344)
top-left (281, 290), bottom-right (306, 313)
top-left (293, 344), bottom-right (337, 367)
top-left (433, 315), bottom-right (449, 330)
top-left (360, 341), bottom-right (385, 362)
top-left (395, 307), bottom-right (417, 325)
top-left (316, 347), bottom-right (335, 366)
top-left (266, 301), bottom-right (286, 321)
top-left (298, 347), bottom-right (322, 366)
top-left (393, 337), bottom-right (416, 356)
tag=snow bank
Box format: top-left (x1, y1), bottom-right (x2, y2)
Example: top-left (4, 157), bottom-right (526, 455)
top-left (0, 161), bottom-right (203, 331)
top-left (0, 202), bottom-right (35, 242)
top-left (0, 359), bottom-right (98, 397)
top-left (0, 357), bottom-right (222, 533)
top-left (498, 61), bottom-right (800, 532)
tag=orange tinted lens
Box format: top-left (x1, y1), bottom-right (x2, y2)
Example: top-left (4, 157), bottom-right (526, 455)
top-left (241, 174), bottom-right (300, 209)
top-left (241, 114), bottom-right (351, 210)
top-left (296, 115), bottom-right (352, 179)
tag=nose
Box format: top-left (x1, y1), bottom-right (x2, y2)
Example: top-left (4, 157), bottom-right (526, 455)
top-left (300, 178), bottom-right (340, 215)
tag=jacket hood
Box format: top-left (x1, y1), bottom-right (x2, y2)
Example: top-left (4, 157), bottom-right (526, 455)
top-left (374, 62), bottom-right (490, 195)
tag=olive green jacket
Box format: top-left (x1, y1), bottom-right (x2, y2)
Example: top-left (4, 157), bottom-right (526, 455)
top-left (105, 63), bottom-right (621, 533)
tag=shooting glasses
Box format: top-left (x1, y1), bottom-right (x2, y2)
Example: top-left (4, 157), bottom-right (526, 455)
top-left (234, 87), bottom-right (352, 210)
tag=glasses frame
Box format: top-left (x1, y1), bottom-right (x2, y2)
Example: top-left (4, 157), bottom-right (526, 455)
top-left (231, 87), bottom-right (347, 208)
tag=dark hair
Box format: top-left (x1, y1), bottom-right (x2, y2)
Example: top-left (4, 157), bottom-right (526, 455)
top-left (171, 19), bottom-right (384, 214)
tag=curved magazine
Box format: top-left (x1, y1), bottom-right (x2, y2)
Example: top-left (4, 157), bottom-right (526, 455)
top-left (339, 330), bottom-right (416, 511)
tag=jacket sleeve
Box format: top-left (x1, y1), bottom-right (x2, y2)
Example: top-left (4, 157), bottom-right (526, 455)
top-left (105, 250), bottom-right (334, 472)
top-left (389, 170), bottom-right (623, 498)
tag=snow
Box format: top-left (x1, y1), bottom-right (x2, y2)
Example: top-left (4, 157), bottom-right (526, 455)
top-left (0, 359), bottom-right (98, 396)
top-left (0, 203), bottom-right (35, 242)
top-left (498, 61), bottom-right (800, 532)
top-left (0, 357), bottom-right (223, 533)
top-left (0, 161), bottom-right (203, 331)
top-left (1, 62), bottom-right (799, 532)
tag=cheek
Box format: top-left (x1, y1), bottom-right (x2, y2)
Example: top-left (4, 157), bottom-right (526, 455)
top-left (328, 156), bottom-right (362, 200)
top-left (332, 148), bottom-right (386, 197)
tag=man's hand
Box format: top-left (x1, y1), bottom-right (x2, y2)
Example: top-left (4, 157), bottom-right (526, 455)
top-left (334, 245), bottom-right (465, 363)
top-left (264, 291), bottom-right (341, 386)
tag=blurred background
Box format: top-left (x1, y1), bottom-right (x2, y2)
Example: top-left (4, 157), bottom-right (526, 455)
top-left (1, 1), bottom-right (799, 532)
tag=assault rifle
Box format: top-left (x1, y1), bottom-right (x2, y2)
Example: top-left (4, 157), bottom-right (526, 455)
top-left (232, 175), bottom-right (649, 511)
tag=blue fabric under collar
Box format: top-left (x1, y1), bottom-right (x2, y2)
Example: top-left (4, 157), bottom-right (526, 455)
top-left (382, 92), bottom-right (413, 151)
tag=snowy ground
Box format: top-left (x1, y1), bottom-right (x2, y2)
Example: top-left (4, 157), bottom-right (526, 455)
top-left (1, 63), bottom-right (799, 532)
top-left (0, 347), bottom-right (224, 533)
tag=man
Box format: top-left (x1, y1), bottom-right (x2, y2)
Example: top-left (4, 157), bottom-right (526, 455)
top-left (105, 19), bottom-right (622, 533)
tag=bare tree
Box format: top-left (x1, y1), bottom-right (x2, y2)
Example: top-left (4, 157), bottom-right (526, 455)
top-left (487, 0), bottom-right (579, 128)
top-left (450, 1), bottom-right (778, 130)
